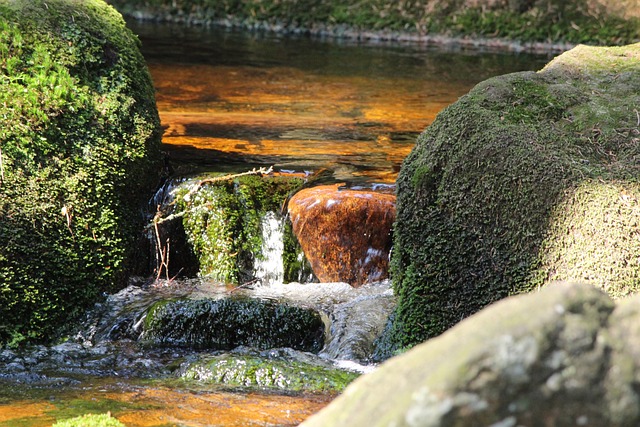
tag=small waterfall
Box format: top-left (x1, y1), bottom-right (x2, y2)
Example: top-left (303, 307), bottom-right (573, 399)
top-left (254, 211), bottom-right (285, 285)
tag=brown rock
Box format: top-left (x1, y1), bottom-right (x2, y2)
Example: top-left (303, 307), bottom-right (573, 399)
top-left (287, 184), bottom-right (395, 286)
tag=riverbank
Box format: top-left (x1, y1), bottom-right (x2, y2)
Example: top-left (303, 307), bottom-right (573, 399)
top-left (106, 0), bottom-right (638, 54)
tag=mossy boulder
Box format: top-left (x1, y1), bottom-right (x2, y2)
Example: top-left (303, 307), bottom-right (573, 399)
top-left (391, 43), bottom-right (640, 347)
top-left (167, 173), bottom-right (309, 284)
top-left (142, 297), bottom-right (325, 352)
top-left (180, 352), bottom-right (359, 393)
top-left (0, 0), bottom-right (162, 346)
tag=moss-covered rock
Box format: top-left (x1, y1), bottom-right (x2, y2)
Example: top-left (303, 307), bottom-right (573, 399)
top-left (107, 0), bottom-right (639, 47)
top-left (169, 173), bottom-right (308, 284)
top-left (391, 43), bottom-right (640, 347)
top-left (0, 0), bottom-right (162, 346)
top-left (180, 352), bottom-right (359, 393)
top-left (142, 296), bottom-right (325, 352)
top-left (53, 413), bottom-right (126, 427)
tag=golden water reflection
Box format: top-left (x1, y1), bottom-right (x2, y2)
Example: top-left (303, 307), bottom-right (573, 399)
top-left (0, 379), bottom-right (332, 427)
top-left (151, 63), bottom-right (465, 182)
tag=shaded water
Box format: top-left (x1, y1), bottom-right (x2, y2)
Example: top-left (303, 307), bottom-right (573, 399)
top-left (0, 22), bottom-right (551, 426)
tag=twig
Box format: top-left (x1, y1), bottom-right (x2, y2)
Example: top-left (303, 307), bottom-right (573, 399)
top-left (183, 166), bottom-right (273, 201)
top-left (148, 166), bottom-right (274, 280)
top-left (153, 206), bottom-right (171, 281)
top-left (635, 109), bottom-right (639, 127)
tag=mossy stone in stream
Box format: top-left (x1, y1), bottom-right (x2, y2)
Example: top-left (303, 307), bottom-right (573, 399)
top-left (180, 353), bottom-right (359, 393)
top-left (173, 174), bottom-right (307, 284)
top-left (142, 297), bottom-right (325, 352)
top-left (0, 0), bottom-right (162, 346)
top-left (391, 43), bottom-right (640, 348)
top-left (53, 414), bottom-right (126, 427)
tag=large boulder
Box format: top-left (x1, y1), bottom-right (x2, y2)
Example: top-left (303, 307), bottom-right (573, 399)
top-left (302, 282), bottom-right (640, 427)
top-left (391, 43), bottom-right (640, 347)
top-left (288, 184), bottom-right (396, 286)
top-left (0, 0), bottom-right (162, 345)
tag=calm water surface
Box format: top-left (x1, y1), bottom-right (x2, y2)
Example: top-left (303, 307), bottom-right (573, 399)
top-left (130, 21), bottom-right (549, 184)
top-left (0, 23), bottom-right (552, 426)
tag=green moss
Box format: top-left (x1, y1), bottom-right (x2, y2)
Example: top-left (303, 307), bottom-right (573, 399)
top-left (173, 174), bottom-right (305, 284)
top-left (181, 353), bottom-right (359, 393)
top-left (391, 43), bottom-right (640, 348)
top-left (53, 414), bottom-right (126, 427)
top-left (282, 220), bottom-right (315, 283)
top-left (0, 0), bottom-right (162, 346)
top-left (143, 296), bottom-right (325, 352)
top-left (107, 0), bottom-right (640, 46)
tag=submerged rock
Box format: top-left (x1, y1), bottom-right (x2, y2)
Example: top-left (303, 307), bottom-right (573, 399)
top-left (288, 184), bottom-right (396, 286)
top-left (141, 296), bottom-right (325, 353)
top-left (302, 282), bottom-right (640, 427)
top-left (391, 42), bottom-right (640, 346)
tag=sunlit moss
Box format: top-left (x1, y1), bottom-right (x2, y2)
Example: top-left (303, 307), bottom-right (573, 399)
top-left (52, 413), bottom-right (126, 427)
top-left (180, 353), bottom-right (359, 393)
top-left (0, 0), bottom-right (162, 346)
top-left (173, 174), bottom-right (305, 284)
top-left (391, 43), bottom-right (640, 348)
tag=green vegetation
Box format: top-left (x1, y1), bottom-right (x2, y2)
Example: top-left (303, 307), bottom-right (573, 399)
top-left (53, 413), bottom-right (126, 427)
top-left (0, 0), bottom-right (162, 346)
top-left (143, 296), bottom-right (325, 352)
top-left (172, 174), bottom-right (306, 284)
top-left (181, 353), bottom-right (360, 393)
top-left (391, 43), bottom-right (640, 348)
top-left (107, 0), bottom-right (639, 46)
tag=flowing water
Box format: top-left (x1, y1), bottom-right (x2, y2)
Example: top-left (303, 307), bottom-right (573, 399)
top-left (0, 21), bottom-right (551, 427)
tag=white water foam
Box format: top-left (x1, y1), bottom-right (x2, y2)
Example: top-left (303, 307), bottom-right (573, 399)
top-left (254, 211), bottom-right (285, 285)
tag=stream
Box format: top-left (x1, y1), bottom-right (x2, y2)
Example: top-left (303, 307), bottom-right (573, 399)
top-left (0, 21), bottom-right (549, 427)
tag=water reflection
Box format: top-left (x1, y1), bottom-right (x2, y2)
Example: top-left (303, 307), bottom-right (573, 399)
top-left (129, 21), bottom-right (549, 183)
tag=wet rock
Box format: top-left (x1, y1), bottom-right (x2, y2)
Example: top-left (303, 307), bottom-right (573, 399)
top-left (288, 184), bottom-right (396, 286)
top-left (154, 173), bottom-right (307, 284)
top-left (321, 287), bottom-right (396, 363)
top-left (392, 42), bottom-right (640, 346)
top-left (4, 362), bottom-right (26, 374)
top-left (179, 348), bottom-right (360, 392)
top-left (302, 282), bottom-right (640, 427)
top-left (141, 297), bottom-right (325, 353)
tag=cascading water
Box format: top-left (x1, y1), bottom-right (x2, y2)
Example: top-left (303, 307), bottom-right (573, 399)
top-left (253, 211), bottom-right (285, 285)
